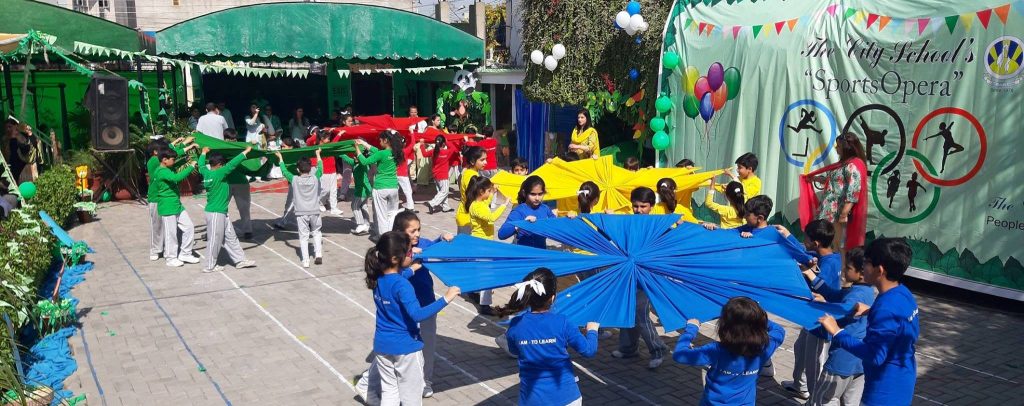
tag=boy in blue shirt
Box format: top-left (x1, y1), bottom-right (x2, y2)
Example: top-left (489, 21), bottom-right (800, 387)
top-left (808, 247), bottom-right (876, 406)
top-left (819, 238), bottom-right (919, 406)
top-left (779, 219), bottom-right (842, 399)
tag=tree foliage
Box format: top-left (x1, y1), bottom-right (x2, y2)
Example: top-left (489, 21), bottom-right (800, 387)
top-left (521, 0), bottom-right (674, 130)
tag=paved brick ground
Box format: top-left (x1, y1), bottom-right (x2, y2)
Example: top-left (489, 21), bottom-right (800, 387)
top-left (62, 187), bottom-right (1024, 405)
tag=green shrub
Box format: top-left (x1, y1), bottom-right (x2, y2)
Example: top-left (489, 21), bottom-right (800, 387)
top-left (31, 165), bottom-right (77, 227)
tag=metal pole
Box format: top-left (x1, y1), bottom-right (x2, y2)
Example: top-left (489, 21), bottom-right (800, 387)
top-left (2, 62), bottom-right (13, 113)
top-left (136, 60), bottom-right (145, 121)
top-left (30, 71), bottom-right (40, 127)
top-left (59, 83), bottom-right (71, 151)
top-left (170, 65), bottom-right (178, 113)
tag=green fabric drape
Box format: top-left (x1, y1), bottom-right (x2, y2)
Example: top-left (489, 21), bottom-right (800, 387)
top-left (190, 133), bottom-right (355, 173)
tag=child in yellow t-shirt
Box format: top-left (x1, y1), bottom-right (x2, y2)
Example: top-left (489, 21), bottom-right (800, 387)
top-left (456, 146), bottom-right (489, 233)
top-left (653, 178), bottom-right (699, 224)
top-left (464, 175), bottom-right (509, 315)
top-left (716, 152), bottom-right (761, 199)
top-left (705, 179), bottom-right (746, 229)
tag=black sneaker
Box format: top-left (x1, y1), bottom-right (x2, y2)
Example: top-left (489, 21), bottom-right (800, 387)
top-left (272, 223), bottom-right (285, 230)
top-left (314, 257), bottom-right (323, 265)
top-left (478, 305), bottom-right (495, 316)
top-left (243, 232), bottom-right (253, 240)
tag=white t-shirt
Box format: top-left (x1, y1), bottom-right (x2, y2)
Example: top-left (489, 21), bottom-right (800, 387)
top-left (196, 113), bottom-right (228, 139)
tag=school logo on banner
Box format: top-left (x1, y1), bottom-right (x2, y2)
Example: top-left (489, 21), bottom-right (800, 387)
top-left (984, 36), bottom-right (1024, 90)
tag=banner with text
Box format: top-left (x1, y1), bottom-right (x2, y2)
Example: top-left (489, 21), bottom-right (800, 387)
top-left (663, 0), bottom-right (1024, 297)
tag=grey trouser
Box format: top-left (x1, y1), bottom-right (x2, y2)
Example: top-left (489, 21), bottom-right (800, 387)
top-left (338, 163), bottom-right (352, 197)
top-left (162, 211), bottom-right (195, 259)
top-left (228, 183), bottom-right (252, 234)
top-left (357, 317), bottom-right (435, 405)
top-left (618, 290), bottom-right (667, 359)
top-left (398, 176), bottom-right (415, 210)
top-left (372, 188), bottom-right (400, 238)
top-left (296, 214), bottom-right (322, 261)
top-left (377, 351), bottom-right (425, 406)
top-left (428, 179), bottom-right (450, 210)
top-left (204, 212), bottom-right (246, 270)
top-left (792, 329), bottom-right (830, 394)
top-left (807, 371), bottom-right (865, 406)
top-left (352, 195), bottom-right (370, 227)
top-left (149, 202), bottom-right (164, 256)
top-left (275, 188), bottom-right (296, 228)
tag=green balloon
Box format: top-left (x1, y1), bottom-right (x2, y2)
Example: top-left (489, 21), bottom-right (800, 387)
top-left (649, 117), bottom-right (666, 132)
top-left (18, 182), bottom-right (36, 200)
top-left (682, 94), bottom-right (700, 119)
top-left (101, 190), bottom-right (112, 202)
top-left (652, 131), bottom-right (671, 150)
top-left (662, 52), bottom-right (680, 70)
top-left (724, 67), bottom-right (742, 100)
top-left (655, 96), bottom-right (673, 114)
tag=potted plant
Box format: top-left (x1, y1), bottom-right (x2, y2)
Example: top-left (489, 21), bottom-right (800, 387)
top-left (74, 190), bottom-right (96, 223)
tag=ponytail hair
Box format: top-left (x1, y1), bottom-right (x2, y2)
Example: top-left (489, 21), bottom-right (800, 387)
top-left (432, 134), bottom-right (446, 162)
top-left (724, 181), bottom-right (746, 218)
top-left (380, 129), bottom-right (405, 164)
top-left (656, 178), bottom-right (677, 213)
top-left (577, 181), bottom-right (600, 214)
top-left (364, 231), bottom-right (411, 290)
top-left (495, 267), bottom-right (557, 317)
top-left (517, 175), bottom-right (546, 204)
top-left (463, 175), bottom-right (494, 213)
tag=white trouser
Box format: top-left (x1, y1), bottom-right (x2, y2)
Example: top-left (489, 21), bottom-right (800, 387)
top-left (357, 317), bottom-right (435, 405)
top-left (162, 211), bottom-right (195, 260)
top-left (352, 195), bottom-right (370, 227)
top-left (376, 351), bottom-right (425, 406)
top-left (296, 214), bottom-right (322, 262)
top-left (319, 173), bottom-right (338, 211)
top-left (228, 183), bottom-right (252, 234)
top-left (204, 212), bottom-right (246, 270)
top-left (148, 202), bottom-right (164, 256)
top-left (397, 176), bottom-right (415, 210)
top-left (792, 329), bottom-right (830, 394)
top-left (428, 179), bottom-right (450, 210)
top-left (371, 188), bottom-right (400, 237)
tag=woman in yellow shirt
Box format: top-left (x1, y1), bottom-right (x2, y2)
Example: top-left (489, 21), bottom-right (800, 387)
top-left (653, 178), bottom-right (699, 224)
top-left (568, 109), bottom-right (600, 159)
top-left (704, 179), bottom-right (745, 229)
top-left (456, 146), bottom-right (489, 233)
top-left (465, 175), bottom-right (510, 315)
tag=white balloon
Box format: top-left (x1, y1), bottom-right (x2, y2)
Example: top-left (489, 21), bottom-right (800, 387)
top-left (543, 55), bottom-right (558, 71)
top-left (624, 25), bottom-right (637, 36)
top-left (638, 21), bottom-right (649, 32)
top-left (615, 11), bottom-right (631, 29)
top-left (629, 14), bottom-right (644, 31)
top-left (530, 50), bottom-right (544, 65)
top-left (552, 43), bottom-right (566, 60)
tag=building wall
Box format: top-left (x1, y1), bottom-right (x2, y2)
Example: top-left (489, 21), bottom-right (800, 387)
top-left (42, 0), bottom-right (415, 32)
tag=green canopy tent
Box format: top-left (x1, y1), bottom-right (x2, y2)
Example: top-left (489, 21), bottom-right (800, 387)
top-left (0, 0), bottom-right (148, 53)
top-left (156, 3), bottom-right (484, 66)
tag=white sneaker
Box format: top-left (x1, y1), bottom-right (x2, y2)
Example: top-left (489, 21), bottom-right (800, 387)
top-left (353, 224), bottom-right (370, 235)
top-left (165, 258), bottom-right (184, 267)
top-left (319, 205), bottom-right (326, 212)
top-left (330, 209), bottom-right (344, 216)
top-left (202, 265), bottom-right (224, 273)
top-left (422, 382), bottom-right (433, 398)
top-left (648, 357), bottom-right (664, 369)
top-left (150, 254), bottom-right (161, 261)
top-left (302, 259), bottom-right (310, 268)
top-left (178, 255), bottom-right (200, 264)
top-left (235, 260), bottom-right (256, 269)
top-left (760, 360), bottom-right (776, 377)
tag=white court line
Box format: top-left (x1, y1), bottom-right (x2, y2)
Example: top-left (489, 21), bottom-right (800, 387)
top-left (246, 202), bottom-right (506, 399)
top-left (217, 270), bottom-right (356, 393)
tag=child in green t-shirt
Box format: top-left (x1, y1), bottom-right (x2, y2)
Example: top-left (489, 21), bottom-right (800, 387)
top-left (339, 152), bottom-right (372, 236)
top-left (199, 146), bottom-right (257, 273)
top-left (152, 147), bottom-right (199, 267)
top-left (147, 137), bottom-right (195, 261)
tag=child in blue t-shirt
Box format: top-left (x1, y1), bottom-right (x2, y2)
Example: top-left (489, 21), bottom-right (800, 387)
top-left (808, 247), bottom-right (877, 406)
top-left (673, 297), bottom-right (786, 406)
top-left (500, 268), bottom-right (600, 406)
top-left (498, 175), bottom-right (557, 249)
top-left (780, 219), bottom-right (843, 399)
top-left (819, 238), bottom-right (919, 406)
top-left (365, 231), bottom-right (460, 405)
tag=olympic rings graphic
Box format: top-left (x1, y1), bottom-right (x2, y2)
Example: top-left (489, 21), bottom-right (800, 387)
top-left (778, 100), bottom-right (838, 168)
top-left (911, 107), bottom-right (987, 187)
top-left (872, 150), bottom-right (942, 224)
top-left (841, 104), bottom-right (907, 176)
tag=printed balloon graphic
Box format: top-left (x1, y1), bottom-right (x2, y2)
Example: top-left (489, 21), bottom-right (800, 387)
top-left (711, 83), bottom-right (728, 111)
top-left (682, 94), bottom-right (700, 119)
top-left (694, 77), bottom-right (711, 100)
top-left (699, 93), bottom-right (714, 122)
top-left (707, 62), bottom-right (724, 91)
top-left (684, 66), bottom-right (700, 96)
top-left (724, 67), bottom-right (741, 100)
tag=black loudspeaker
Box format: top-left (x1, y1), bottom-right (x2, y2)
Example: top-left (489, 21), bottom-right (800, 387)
top-left (85, 75), bottom-right (129, 151)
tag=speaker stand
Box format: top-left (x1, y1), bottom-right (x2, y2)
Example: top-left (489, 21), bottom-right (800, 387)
top-left (90, 149), bottom-right (146, 205)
